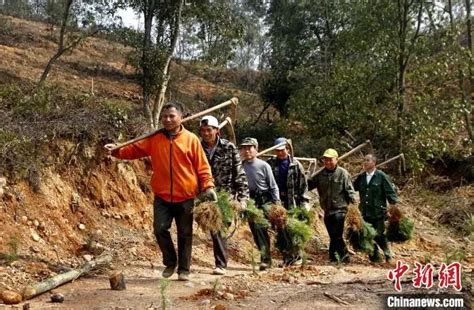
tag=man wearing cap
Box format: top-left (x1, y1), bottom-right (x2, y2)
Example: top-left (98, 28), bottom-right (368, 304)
top-left (240, 137), bottom-right (280, 270)
top-left (308, 148), bottom-right (356, 263)
top-left (353, 154), bottom-right (399, 263)
top-left (199, 115), bottom-right (249, 275)
top-left (267, 137), bottom-right (310, 266)
top-left (105, 102), bottom-right (217, 281)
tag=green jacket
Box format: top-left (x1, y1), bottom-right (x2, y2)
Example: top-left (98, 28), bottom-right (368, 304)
top-left (267, 156), bottom-right (310, 209)
top-left (353, 169), bottom-right (399, 219)
top-left (308, 166), bottom-right (356, 216)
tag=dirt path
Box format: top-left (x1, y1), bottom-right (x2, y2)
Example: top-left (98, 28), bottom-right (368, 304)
top-left (4, 260), bottom-right (400, 309)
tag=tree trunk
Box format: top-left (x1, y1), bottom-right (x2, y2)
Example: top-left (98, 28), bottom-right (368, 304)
top-left (151, 0), bottom-right (184, 128)
top-left (142, 0), bottom-right (156, 129)
top-left (37, 0), bottom-right (73, 87)
top-left (464, 0), bottom-right (474, 142)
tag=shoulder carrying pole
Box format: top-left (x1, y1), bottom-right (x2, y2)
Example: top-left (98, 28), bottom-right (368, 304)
top-left (108, 97), bottom-right (238, 151)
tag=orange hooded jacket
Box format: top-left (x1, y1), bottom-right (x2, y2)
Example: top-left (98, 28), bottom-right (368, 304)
top-left (113, 126), bottom-right (214, 203)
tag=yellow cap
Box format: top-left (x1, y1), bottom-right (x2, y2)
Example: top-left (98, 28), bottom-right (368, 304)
top-left (322, 148), bottom-right (338, 158)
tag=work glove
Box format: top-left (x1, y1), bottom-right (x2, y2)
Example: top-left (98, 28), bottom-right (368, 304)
top-left (205, 188), bottom-right (218, 202)
top-left (302, 202), bottom-right (311, 212)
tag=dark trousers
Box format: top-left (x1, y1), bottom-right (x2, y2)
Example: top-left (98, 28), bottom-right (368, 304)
top-left (211, 231), bottom-right (227, 268)
top-left (324, 212), bottom-right (348, 261)
top-left (248, 190), bottom-right (272, 265)
top-left (153, 197), bottom-right (194, 274)
top-left (248, 220), bottom-right (272, 264)
top-left (365, 216), bottom-right (391, 260)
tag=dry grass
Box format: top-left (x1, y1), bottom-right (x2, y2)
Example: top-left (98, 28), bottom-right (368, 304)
top-left (193, 201), bottom-right (223, 234)
top-left (268, 204), bottom-right (287, 229)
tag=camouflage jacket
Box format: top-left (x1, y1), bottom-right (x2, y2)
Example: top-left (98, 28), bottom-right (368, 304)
top-left (202, 138), bottom-right (249, 202)
top-left (267, 156), bottom-right (310, 209)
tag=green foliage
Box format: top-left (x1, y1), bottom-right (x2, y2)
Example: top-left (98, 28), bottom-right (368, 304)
top-left (287, 207), bottom-right (315, 226)
top-left (386, 217), bottom-right (415, 242)
top-left (243, 199), bottom-right (269, 228)
top-left (346, 221), bottom-right (377, 254)
top-left (159, 278), bottom-right (171, 310)
top-left (276, 217), bottom-right (313, 256)
top-left (216, 190), bottom-right (234, 227)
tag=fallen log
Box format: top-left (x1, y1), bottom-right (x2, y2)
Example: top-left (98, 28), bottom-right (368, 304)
top-left (22, 254), bottom-right (112, 300)
top-left (107, 97), bottom-right (238, 151)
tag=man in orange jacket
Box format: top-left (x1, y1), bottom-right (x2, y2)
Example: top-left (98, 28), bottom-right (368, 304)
top-left (105, 102), bottom-right (216, 281)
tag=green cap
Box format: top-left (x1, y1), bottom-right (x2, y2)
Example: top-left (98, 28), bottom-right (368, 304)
top-left (239, 137), bottom-right (258, 148)
top-left (322, 148), bottom-right (338, 158)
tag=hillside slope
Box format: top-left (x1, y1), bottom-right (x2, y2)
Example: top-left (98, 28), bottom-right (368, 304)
top-left (0, 15), bottom-right (472, 308)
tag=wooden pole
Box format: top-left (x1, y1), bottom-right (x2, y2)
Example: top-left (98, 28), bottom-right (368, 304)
top-left (309, 140), bottom-right (371, 179)
top-left (108, 97), bottom-right (238, 151)
top-left (218, 116), bottom-right (236, 145)
top-left (22, 254), bottom-right (112, 300)
top-left (256, 142), bottom-right (286, 156)
top-left (353, 153), bottom-right (405, 178)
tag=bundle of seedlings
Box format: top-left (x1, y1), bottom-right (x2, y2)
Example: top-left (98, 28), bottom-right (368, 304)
top-left (268, 204), bottom-right (288, 229)
top-left (287, 206), bottom-right (316, 225)
top-left (216, 190), bottom-right (235, 226)
top-left (243, 199), bottom-right (270, 228)
top-left (386, 205), bottom-right (414, 242)
top-left (193, 201), bottom-right (223, 234)
top-left (275, 216), bottom-right (313, 256)
top-left (194, 191), bottom-right (236, 234)
top-left (344, 204), bottom-right (376, 253)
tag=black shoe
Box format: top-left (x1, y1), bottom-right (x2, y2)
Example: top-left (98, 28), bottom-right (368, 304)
top-left (162, 266), bottom-right (176, 278)
top-left (341, 254), bottom-right (351, 264)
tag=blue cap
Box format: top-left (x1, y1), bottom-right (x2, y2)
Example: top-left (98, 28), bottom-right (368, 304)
top-left (274, 137), bottom-right (287, 150)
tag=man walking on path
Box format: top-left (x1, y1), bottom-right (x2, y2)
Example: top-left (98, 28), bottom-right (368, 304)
top-left (308, 148), bottom-right (356, 263)
top-left (353, 154), bottom-right (399, 263)
top-left (267, 137), bottom-right (310, 266)
top-left (105, 102), bottom-right (217, 281)
top-left (199, 115), bottom-right (249, 275)
top-left (240, 137), bottom-right (280, 270)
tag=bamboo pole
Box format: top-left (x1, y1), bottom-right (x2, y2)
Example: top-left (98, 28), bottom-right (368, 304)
top-left (22, 254), bottom-right (112, 300)
top-left (107, 97), bottom-right (238, 151)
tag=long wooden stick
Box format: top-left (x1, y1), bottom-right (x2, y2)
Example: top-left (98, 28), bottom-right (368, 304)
top-left (256, 139), bottom-right (292, 157)
top-left (108, 97), bottom-right (238, 151)
top-left (22, 254), bottom-right (112, 300)
top-left (309, 140), bottom-right (372, 179)
top-left (218, 116), bottom-right (236, 145)
top-left (353, 153), bottom-right (405, 178)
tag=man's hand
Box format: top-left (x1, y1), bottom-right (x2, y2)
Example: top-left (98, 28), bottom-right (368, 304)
top-left (302, 202), bottom-right (311, 212)
top-left (104, 143), bottom-right (118, 155)
top-left (237, 200), bottom-right (247, 212)
top-left (205, 188), bottom-right (218, 202)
